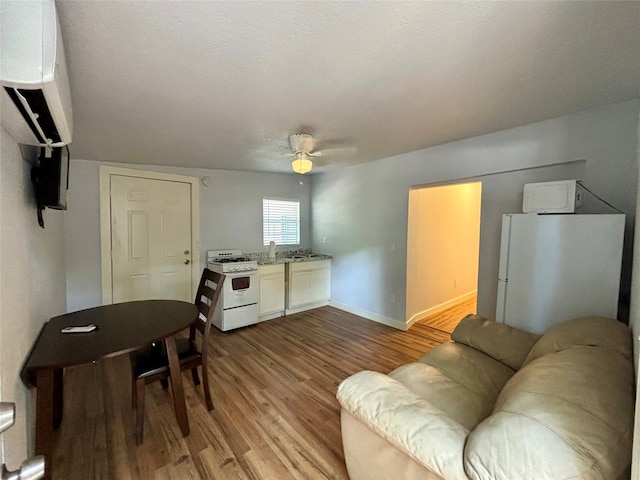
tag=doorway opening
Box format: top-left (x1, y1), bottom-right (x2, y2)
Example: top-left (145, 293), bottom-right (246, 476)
top-left (406, 181), bottom-right (482, 333)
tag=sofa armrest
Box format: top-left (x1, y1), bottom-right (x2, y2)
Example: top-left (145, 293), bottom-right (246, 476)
top-left (452, 315), bottom-right (539, 370)
top-left (337, 370), bottom-right (469, 480)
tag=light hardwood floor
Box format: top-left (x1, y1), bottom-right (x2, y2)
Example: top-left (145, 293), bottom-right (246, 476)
top-left (50, 306), bottom-right (451, 479)
top-left (417, 294), bottom-right (477, 334)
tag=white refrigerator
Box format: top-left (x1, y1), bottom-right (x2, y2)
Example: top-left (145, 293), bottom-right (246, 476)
top-left (496, 213), bottom-right (625, 334)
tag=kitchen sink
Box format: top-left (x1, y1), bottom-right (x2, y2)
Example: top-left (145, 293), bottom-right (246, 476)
top-left (288, 253), bottom-right (325, 260)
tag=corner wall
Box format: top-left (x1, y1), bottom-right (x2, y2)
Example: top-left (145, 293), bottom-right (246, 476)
top-left (629, 96), bottom-right (640, 480)
top-left (630, 99), bottom-right (640, 367)
top-left (312, 100), bottom-right (639, 327)
top-left (0, 129), bottom-right (67, 468)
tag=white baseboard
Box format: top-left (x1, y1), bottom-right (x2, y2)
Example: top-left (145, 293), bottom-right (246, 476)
top-left (329, 301), bottom-right (407, 331)
top-left (259, 311), bottom-right (284, 322)
top-left (285, 300), bottom-right (330, 316)
top-left (407, 290), bottom-right (477, 328)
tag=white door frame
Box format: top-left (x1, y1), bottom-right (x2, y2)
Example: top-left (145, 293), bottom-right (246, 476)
top-left (405, 181), bottom-right (482, 328)
top-left (99, 166), bottom-right (200, 304)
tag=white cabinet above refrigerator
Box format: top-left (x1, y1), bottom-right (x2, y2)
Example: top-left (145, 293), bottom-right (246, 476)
top-left (496, 213), bottom-right (624, 334)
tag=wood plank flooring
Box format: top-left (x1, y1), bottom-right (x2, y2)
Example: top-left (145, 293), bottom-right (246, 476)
top-left (417, 294), bottom-right (477, 334)
top-left (50, 306), bottom-right (451, 479)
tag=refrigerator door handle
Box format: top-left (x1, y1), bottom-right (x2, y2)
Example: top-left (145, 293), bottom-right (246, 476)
top-left (496, 279), bottom-right (508, 323)
top-left (495, 214), bottom-right (512, 324)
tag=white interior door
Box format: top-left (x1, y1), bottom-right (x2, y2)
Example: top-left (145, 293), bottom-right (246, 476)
top-left (110, 175), bottom-right (193, 303)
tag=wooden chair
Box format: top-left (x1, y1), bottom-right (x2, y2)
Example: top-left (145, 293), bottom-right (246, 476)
top-left (129, 268), bottom-right (225, 444)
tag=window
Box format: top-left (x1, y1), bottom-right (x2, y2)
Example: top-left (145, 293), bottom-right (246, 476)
top-left (263, 199), bottom-right (300, 246)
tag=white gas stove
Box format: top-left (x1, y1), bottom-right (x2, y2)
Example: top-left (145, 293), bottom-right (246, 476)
top-left (206, 249), bottom-right (258, 273)
top-left (206, 250), bottom-right (259, 331)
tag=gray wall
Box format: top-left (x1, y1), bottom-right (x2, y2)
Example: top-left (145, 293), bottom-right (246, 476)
top-left (65, 160), bottom-right (311, 311)
top-left (311, 100), bottom-right (640, 327)
top-left (0, 129), bottom-right (67, 467)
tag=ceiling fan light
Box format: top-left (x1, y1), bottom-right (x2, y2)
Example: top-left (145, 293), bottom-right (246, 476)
top-left (292, 156), bottom-right (313, 174)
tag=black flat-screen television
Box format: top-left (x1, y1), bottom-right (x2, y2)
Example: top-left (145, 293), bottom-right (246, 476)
top-left (31, 146), bottom-right (70, 228)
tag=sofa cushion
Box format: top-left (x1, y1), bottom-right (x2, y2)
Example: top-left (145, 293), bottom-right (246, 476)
top-left (523, 316), bottom-right (632, 365)
top-left (404, 343), bottom-right (515, 430)
top-left (464, 341), bottom-right (635, 480)
top-left (451, 315), bottom-right (540, 370)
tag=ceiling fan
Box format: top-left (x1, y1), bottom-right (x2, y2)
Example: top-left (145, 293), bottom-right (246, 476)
top-left (287, 133), bottom-right (357, 174)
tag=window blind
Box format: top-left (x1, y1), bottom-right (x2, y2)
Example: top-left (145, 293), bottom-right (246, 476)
top-left (263, 199), bottom-right (300, 246)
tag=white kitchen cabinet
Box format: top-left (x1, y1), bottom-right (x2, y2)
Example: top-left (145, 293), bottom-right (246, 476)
top-left (258, 264), bottom-right (285, 321)
top-left (286, 259), bottom-right (331, 314)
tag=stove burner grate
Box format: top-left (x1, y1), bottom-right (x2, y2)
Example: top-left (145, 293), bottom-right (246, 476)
top-left (210, 257), bottom-right (253, 264)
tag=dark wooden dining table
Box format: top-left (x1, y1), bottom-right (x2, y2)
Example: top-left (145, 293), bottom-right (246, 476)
top-left (21, 299), bottom-right (199, 480)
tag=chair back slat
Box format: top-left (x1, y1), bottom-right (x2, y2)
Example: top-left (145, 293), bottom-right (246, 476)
top-left (195, 303), bottom-right (209, 323)
top-left (192, 269), bottom-right (225, 342)
top-left (200, 284), bottom-right (215, 299)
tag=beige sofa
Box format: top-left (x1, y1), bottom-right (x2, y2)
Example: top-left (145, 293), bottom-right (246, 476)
top-left (337, 315), bottom-right (635, 480)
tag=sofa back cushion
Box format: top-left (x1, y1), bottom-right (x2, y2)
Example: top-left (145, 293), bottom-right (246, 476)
top-left (523, 316), bottom-right (632, 365)
top-left (402, 343), bottom-right (515, 430)
top-left (464, 319), bottom-right (634, 480)
top-left (451, 315), bottom-right (540, 370)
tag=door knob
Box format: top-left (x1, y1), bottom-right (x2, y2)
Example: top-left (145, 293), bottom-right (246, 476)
top-left (184, 259), bottom-right (190, 265)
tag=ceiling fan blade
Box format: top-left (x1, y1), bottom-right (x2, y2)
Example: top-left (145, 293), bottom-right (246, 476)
top-left (319, 146), bottom-right (358, 156)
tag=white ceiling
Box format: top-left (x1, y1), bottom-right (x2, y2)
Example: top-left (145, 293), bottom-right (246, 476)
top-left (55, 1), bottom-right (640, 174)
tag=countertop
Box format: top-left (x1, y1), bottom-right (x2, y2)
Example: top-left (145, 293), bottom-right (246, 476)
top-left (251, 252), bottom-right (332, 266)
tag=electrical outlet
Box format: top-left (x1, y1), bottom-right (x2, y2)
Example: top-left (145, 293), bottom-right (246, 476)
top-left (390, 294), bottom-right (396, 304)
top-left (390, 242), bottom-right (396, 252)
top-left (322, 235), bottom-right (327, 244)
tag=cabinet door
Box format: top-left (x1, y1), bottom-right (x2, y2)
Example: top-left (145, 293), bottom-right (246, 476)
top-left (289, 264), bottom-right (331, 308)
top-left (289, 271), bottom-right (312, 308)
top-left (309, 267), bottom-right (331, 302)
top-left (259, 273), bottom-right (285, 315)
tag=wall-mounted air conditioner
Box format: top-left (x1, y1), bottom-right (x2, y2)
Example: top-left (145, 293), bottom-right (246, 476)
top-left (0, 0), bottom-right (73, 147)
